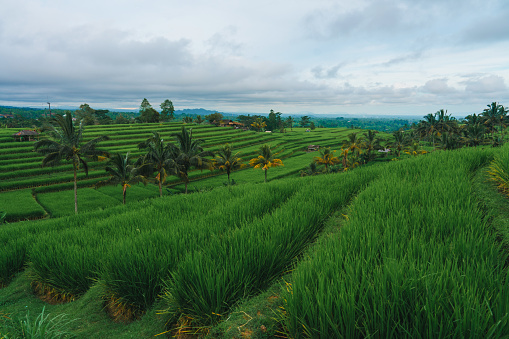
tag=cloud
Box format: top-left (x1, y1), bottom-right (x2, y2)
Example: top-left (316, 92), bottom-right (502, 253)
top-left (421, 78), bottom-right (457, 95)
top-left (311, 63), bottom-right (347, 79)
top-left (462, 74), bottom-right (507, 93)
top-left (303, 0), bottom-right (429, 41)
top-left (205, 26), bottom-right (243, 56)
top-left (381, 51), bottom-right (423, 67)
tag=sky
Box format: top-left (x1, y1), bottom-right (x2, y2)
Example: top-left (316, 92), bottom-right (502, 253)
top-left (0, 0), bottom-right (508, 117)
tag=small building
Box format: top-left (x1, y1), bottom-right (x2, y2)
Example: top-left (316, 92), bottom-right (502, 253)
top-left (0, 114), bottom-right (14, 119)
top-left (12, 130), bottom-right (39, 142)
top-left (307, 145), bottom-right (320, 152)
top-left (220, 120), bottom-right (244, 128)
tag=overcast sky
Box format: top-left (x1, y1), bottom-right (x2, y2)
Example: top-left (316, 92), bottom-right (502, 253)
top-left (1, 0), bottom-right (508, 116)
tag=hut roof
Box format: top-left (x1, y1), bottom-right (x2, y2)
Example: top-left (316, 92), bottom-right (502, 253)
top-left (12, 130), bottom-right (39, 137)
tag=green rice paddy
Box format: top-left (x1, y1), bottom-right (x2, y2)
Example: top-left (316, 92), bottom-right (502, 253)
top-left (0, 123), bottom-right (508, 338)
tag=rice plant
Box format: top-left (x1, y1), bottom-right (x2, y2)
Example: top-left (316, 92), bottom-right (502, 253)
top-left (282, 148), bottom-right (509, 338)
top-left (487, 144), bottom-right (509, 196)
top-left (163, 166), bottom-right (378, 330)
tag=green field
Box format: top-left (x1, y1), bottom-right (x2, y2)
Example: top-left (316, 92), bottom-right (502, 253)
top-left (0, 123), bottom-right (367, 221)
top-left (1, 123), bottom-right (508, 338)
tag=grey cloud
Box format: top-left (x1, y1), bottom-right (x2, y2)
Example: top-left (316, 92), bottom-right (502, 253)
top-left (382, 51), bottom-right (423, 67)
top-left (311, 63), bottom-right (347, 79)
top-left (422, 78), bottom-right (457, 95)
top-left (459, 15), bottom-right (509, 44)
top-left (206, 26), bottom-right (243, 56)
top-left (304, 0), bottom-right (417, 40)
top-left (462, 74), bottom-right (507, 93)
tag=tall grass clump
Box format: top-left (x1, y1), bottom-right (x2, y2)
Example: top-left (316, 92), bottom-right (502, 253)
top-left (162, 166), bottom-right (379, 330)
top-left (487, 143), bottom-right (509, 196)
top-left (0, 306), bottom-right (77, 339)
top-left (28, 229), bottom-right (103, 303)
top-left (98, 182), bottom-right (300, 321)
top-left (282, 148), bottom-right (509, 338)
top-left (0, 238), bottom-right (28, 287)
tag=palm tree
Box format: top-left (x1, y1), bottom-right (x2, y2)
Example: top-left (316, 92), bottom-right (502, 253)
top-left (483, 102), bottom-right (502, 139)
top-left (391, 130), bottom-right (406, 157)
top-left (462, 123), bottom-right (486, 147)
top-left (138, 131), bottom-right (179, 197)
top-left (417, 113), bottom-right (439, 149)
top-left (362, 130), bottom-right (382, 163)
top-left (404, 142), bottom-right (427, 157)
top-left (249, 144), bottom-right (284, 183)
top-left (286, 116), bottom-right (295, 131)
top-left (214, 144), bottom-right (244, 185)
top-left (95, 153), bottom-right (148, 204)
top-left (171, 127), bottom-right (214, 194)
top-left (313, 147), bottom-right (340, 172)
top-left (251, 117), bottom-right (266, 132)
top-left (340, 132), bottom-right (363, 166)
top-left (34, 113), bottom-right (109, 214)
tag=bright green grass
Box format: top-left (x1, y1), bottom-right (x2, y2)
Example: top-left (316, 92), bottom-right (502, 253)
top-left (37, 188), bottom-right (121, 217)
top-left (0, 189), bottom-right (46, 222)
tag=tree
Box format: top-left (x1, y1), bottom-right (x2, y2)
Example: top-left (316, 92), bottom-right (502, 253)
top-left (341, 132), bottom-right (363, 165)
top-left (483, 102), bottom-right (508, 141)
top-left (416, 113), bottom-right (439, 149)
top-left (361, 130), bottom-right (382, 163)
top-left (139, 99), bottom-right (159, 123)
top-left (195, 115), bottom-right (204, 125)
top-left (115, 114), bottom-right (129, 124)
top-left (138, 132), bottom-right (179, 197)
top-left (462, 123), bottom-right (486, 147)
top-left (299, 116), bottom-right (311, 127)
top-left (286, 116), bottom-right (295, 131)
top-left (313, 147), bottom-right (340, 172)
top-left (182, 116), bottom-right (193, 124)
top-left (160, 99), bottom-right (175, 121)
top-left (205, 112), bottom-right (223, 126)
top-left (95, 153), bottom-right (147, 204)
top-left (309, 121), bottom-right (316, 130)
top-left (391, 130), bottom-right (406, 157)
top-left (95, 109), bottom-right (113, 125)
top-left (34, 113), bottom-right (109, 214)
top-left (404, 142), bottom-right (427, 157)
top-left (249, 144), bottom-right (284, 183)
top-left (214, 144), bottom-right (244, 185)
top-left (251, 117), bottom-right (267, 132)
top-left (75, 103), bottom-right (97, 125)
top-left (171, 127), bottom-right (214, 194)
top-left (267, 110), bottom-right (282, 131)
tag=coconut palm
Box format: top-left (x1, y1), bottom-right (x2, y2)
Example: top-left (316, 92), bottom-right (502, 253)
top-left (171, 127), bottom-right (214, 194)
top-left (251, 117), bottom-right (266, 132)
top-left (462, 123), bottom-right (486, 147)
top-left (404, 142), bottom-right (427, 157)
top-left (416, 113), bottom-right (439, 149)
top-left (95, 153), bottom-right (148, 205)
top-left (138, 132), bottom-right (179, 197)
top-left (362, 130), bottom-right (382, 163)
top-left (286, 116), bottom-right (295, 131)
top-left (249, 144), bottom-right (284, 183)
top-left (391, 130), bottom-right (406, 157)
top-left (340, 132), bottom-right (363, 167)
top-left (214, 144), bottom-right (244, 185)
top-left (34, 113), bottom-right (109, 214)
top-left (313, 147), bottom-right (340, 172)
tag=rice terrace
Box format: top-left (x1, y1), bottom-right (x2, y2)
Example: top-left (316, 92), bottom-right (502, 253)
top-left (1, 104), bottom-right (509, 338)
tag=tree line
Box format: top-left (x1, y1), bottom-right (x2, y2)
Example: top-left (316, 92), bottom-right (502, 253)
top-left (302, 102), bottom-right (508, 176)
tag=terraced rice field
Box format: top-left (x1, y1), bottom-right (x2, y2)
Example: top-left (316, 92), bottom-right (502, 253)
top-left (0, 123), bottom-right (362, 221)
top-left (0, 143), bottom-right (508, 338)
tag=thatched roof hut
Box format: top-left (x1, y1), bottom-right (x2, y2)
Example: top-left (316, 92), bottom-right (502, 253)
top-left (12, 130), bottom-right (39, 141)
